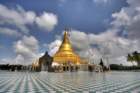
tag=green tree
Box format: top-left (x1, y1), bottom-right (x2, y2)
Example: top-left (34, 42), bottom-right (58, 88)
top-left (132, 51), bottom-right (140, 66)
top-left (127, 54), bottom-right (134, 66)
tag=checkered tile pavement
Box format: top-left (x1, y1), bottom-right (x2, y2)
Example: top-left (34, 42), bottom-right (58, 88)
top-left (0, 71), bottom-right (140, 93)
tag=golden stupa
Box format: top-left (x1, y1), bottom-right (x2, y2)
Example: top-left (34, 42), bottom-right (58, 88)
top-left (53, 30), bottom-right (81, 65)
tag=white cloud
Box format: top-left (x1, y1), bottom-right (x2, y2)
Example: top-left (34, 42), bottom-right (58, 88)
top-left (111, 0), bottom-right (140, 39)
top-left (0, 4), bottom-right (36, 34)
top-left (110, 56), bottom-right (135, 66)
top-left (0, 58), bottom-right (12, 64)
top-left (36, 12), bottom-right (58, 31)
top-left (0, 4), bottom-right (58, 35)
top-left (127, 0), bottom-right (140, 7)
top-left (111, 9), bottom-right (130, 27)
top-left (0, 27), bottom-right (21, 37)
top-left (13, 35), bottom-right (39, 65)
top-left (14, 54), bottom-right (25, 64)
top-left (47, 40), bottom-right (62, 56)
top-left (69, 30), bottom-right (89, 51)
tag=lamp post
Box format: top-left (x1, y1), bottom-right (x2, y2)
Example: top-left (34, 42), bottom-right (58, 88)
top-left (100, 41), bottom-right (111, 71)
top-left (105, 42), bottom-right (111, 71)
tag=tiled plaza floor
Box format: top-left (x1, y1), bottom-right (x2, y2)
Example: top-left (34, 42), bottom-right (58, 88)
top-left (0, 71), bottom-right (140, 93)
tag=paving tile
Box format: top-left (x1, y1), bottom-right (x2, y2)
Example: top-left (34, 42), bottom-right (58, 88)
top-left (0, 71), bottom-right (140, 93)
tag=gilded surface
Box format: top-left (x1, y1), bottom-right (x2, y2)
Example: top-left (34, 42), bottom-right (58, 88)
top-left (53, 31), bottom-right (81, 65)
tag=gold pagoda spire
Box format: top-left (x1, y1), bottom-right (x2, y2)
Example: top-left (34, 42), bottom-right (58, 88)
top-left (59, 31), bottom-right (73, 52)
top-left (53, 28), bottom-right (81, 65)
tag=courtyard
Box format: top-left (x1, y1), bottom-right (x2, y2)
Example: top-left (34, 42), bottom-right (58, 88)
top-left (0, 71), bottom-right (140, 93)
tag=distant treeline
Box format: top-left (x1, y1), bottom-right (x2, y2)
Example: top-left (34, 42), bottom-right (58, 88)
top-left (0, 64), bottom-right (31, 71)
top-left (110, 64), bottom-right (140, 71)
top-left (1, 64), bottom-right (140, 72)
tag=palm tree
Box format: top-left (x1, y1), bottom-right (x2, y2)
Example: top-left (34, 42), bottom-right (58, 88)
top-left (132, 51), bottom-right (140, 66)
top-left (127, 54), bottom-right (134, 66)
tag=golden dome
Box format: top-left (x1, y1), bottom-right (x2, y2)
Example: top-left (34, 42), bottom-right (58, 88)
top-left (53, 30), bottom-right (81, 65)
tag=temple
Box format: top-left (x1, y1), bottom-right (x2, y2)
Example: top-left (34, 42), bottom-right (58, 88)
top-left (32, 29), bottom-right (89, 72)
top-left (52, 29), bottom-right (88, 72)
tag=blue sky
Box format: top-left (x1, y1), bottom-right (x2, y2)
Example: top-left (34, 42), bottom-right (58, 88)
top-left (0, 0), bottom-right (140, 65)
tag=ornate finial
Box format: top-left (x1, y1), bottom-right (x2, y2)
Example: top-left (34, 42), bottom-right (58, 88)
top-left (63, 27), bottom-right (70, 38)
top-left (64, 27), bottom-right (69, 31)
top-left (64, 27), bottom-right (71, 32)
top-left (64, 31), bottom-right (68, 41)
